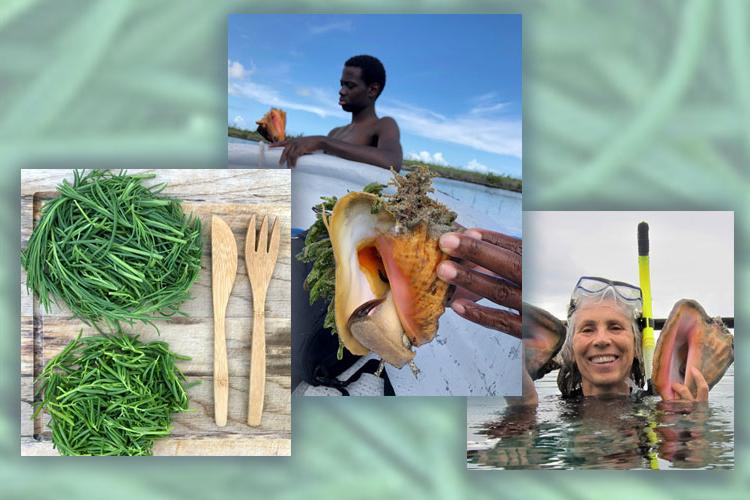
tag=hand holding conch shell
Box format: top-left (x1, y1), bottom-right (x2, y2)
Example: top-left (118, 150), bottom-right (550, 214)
top-left (437, 228), bottom-right (522, 338)
top-left (669, 366), bottom-right (709, 402)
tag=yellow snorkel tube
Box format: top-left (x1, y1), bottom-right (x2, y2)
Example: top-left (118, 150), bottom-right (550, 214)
top-left (638, 222), bottom-right (655, 392)
top-left (638, 222), bottom-right (659, 470)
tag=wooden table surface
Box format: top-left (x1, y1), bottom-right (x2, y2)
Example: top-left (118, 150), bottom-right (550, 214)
top-left (20, 169), bottom-right (291, 456)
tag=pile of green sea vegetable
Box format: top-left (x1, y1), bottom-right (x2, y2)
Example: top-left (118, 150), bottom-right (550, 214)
top-left (34, 331), bottom-right (192, 456)
top-left (22, 170), bottom-right (202, 330)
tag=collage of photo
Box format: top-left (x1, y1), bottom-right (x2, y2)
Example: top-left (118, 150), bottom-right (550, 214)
top-left (18, 13), bottom-right (733, 470)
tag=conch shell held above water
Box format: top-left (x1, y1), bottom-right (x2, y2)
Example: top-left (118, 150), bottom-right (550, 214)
top-left (325, 167), bottom-right (457, 369)
top-left (652, 299), bottom-right (734, 400)
top-left (255, 108), bottom-right (286, 142)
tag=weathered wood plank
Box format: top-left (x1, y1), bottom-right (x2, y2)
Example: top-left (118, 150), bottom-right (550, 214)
top-left (20, 377), bottom-right (34, 437)
top-left (20, 169), bottom-right (292, 456)
top-left (21, 436), bottom-right (291, 457)
top-left (37, 318), bottom-right (290, 377)
top-left (20, 169), bottom-right (291, 204)
top-left (21, 316), bottom-right (33, 376)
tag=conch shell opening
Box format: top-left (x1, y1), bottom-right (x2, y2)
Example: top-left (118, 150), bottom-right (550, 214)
top-left (330, 191), bottom-right (450, 368)
top-left (652, 299), bottom-right (734, 400)
top-left (255, 108), bottom-right (286, 142)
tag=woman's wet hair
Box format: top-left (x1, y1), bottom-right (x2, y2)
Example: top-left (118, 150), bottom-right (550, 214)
top-left (557, 295), bottom-right (646, 398)
top-left (345, 55), bottom-right (386, 97)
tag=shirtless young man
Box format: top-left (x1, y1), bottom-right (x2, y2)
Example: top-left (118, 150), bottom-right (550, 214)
top-left (271, 55), bottom-right (403, 170)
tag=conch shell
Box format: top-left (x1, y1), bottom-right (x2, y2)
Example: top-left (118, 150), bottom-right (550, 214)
top-left (255, 108), bottom-right (286, 142)
top-left (330, 191), bottom-right (450, 368)
top-left (652, 299), bottom-right (734, 400)
top-left (522, 303), bottom-right (565, 381)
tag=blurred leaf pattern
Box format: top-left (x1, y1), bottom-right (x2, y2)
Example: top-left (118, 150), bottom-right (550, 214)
top-left (1, 0), bottom-right (747, 497)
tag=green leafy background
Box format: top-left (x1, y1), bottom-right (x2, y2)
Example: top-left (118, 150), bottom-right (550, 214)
top-left (1, 0), bottom-right (746, 497)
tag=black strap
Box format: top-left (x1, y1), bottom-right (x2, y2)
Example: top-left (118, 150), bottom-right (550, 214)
top-left (312, 359), bottom-right (388, 396)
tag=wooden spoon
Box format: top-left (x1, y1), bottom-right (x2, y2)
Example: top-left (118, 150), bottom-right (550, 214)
top-left (211, 216), bottom-right (237, 427)
top-left (245, 215), bottom-right (280, 426)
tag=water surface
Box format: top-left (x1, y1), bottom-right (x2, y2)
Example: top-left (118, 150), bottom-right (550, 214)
top-left (467, 365), bottom-right (734, 470)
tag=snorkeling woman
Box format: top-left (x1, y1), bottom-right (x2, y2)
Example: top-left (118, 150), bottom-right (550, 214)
top-left (559, 277), bottom-right (709, 400)
top-left (520, 277), bottom-right (710, 404)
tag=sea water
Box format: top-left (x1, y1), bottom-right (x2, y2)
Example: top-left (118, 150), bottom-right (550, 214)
top-left (467, 364), bottom-right (734, 469)
top-left (433, 177), bottom-right (521, 237)
top-left (228, 137), bottom-right (522, 237)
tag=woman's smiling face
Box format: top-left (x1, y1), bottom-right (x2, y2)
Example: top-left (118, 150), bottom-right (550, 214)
top-left (572, 299), bottom-right (636, 396)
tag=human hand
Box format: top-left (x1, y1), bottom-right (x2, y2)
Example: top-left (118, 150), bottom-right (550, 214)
top-left (270, 136), bottom-right (325, 167)
top-left (668, 366), bottom-right (709, 402)
top-left (436, 228), bottom-right (521, 337)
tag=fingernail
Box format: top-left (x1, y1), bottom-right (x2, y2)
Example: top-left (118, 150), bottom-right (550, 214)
top-left (465, 229), bottom-right (482, 240)
top-left (452, 302), bottom-right (465, 314)
top-left (437, 262), bottom-right (456, 280)
top-left (439, 233), bottom-right (460, 251)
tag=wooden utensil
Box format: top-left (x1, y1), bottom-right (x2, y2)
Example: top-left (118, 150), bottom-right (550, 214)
top-left (245, 215), bottom-right (280, 426)
top-left (211, 216), bottom-right (237, 427)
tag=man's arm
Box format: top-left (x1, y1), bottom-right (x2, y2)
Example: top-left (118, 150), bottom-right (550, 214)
top-left (322, 117), bottom-right (402, 170)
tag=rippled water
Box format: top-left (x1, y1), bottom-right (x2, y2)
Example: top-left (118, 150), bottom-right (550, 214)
top-left (432, 177), bottom-right (521, 237)
top-left (467, 366), bottom-right (734, 470)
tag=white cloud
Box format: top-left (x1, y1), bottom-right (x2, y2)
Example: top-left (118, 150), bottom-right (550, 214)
top-left (296, 86), bottom-right (337, 107)
top-left (469, 101), bottom-right (509, 115)
top-left (465, 159), bottom-right (490, 173)
top-left (232, 115), bottom-right (245, 127)
top-left (309, 20), bottom-right (353, 35)
top-left (228, 59), bottom-right (252, 80)
top-left (381, 101), bottom-right (522, 159)
top-left (228, 56), bottom-right (344, 119)
top-left (473, 91), bottom-right (498, 103)
top-left (468, 92), bottom-right (510, 116)
top-left (229, 80), bottom-right (345, 119)
top-left (407, 151), bottom-right (448, 166)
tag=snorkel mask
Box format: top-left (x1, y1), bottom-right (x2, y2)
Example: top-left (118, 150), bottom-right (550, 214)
top-left (568, 276), bottom-right (643, 320)
top-left (557, 276), bottom-right (646, 397)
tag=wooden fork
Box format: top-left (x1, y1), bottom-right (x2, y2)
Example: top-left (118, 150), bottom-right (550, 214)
top-left (245, 214), bottom-right (280, 426)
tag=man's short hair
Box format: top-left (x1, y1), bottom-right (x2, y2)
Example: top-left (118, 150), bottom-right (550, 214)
top-left (345, 55), bottom-right (386, 97)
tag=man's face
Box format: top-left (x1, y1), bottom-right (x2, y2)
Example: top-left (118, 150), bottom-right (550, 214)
top-left (339, 66), bottom-right (374, 112)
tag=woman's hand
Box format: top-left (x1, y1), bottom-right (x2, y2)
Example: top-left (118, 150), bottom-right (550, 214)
top-left (669, 366), bottom-right (709, 402)
top-left (436, 228), bottom-right (521, 338)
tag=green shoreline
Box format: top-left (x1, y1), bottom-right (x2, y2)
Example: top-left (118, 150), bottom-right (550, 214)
top-left (228, 126), bottom-right (522, 193)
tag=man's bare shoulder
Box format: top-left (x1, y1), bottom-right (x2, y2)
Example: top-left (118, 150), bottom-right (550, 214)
top-left (328, 125), bottom-right (345, 137)
top-left (376, 116), bottom-right (400, 136)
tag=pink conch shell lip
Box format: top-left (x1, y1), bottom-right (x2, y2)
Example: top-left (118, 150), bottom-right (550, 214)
top-left (652, 299), bottom-right (734, 400)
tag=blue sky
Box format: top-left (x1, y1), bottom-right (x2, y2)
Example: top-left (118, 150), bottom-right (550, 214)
top-left (228, 14), bottom-right (522, 178)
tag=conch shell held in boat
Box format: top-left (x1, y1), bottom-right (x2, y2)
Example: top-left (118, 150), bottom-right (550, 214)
top-left (330, 192), bottom-right (450, 368)
top-left (327, 167), bottom-right (457, 369)
top-left (255, 108), bottom-right (286, 142)
top-left (652, 299), bottom-right (734, 400)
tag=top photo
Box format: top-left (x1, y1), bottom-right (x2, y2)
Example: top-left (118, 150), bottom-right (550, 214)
top-left (227, 14), bottom-right (523, 396)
